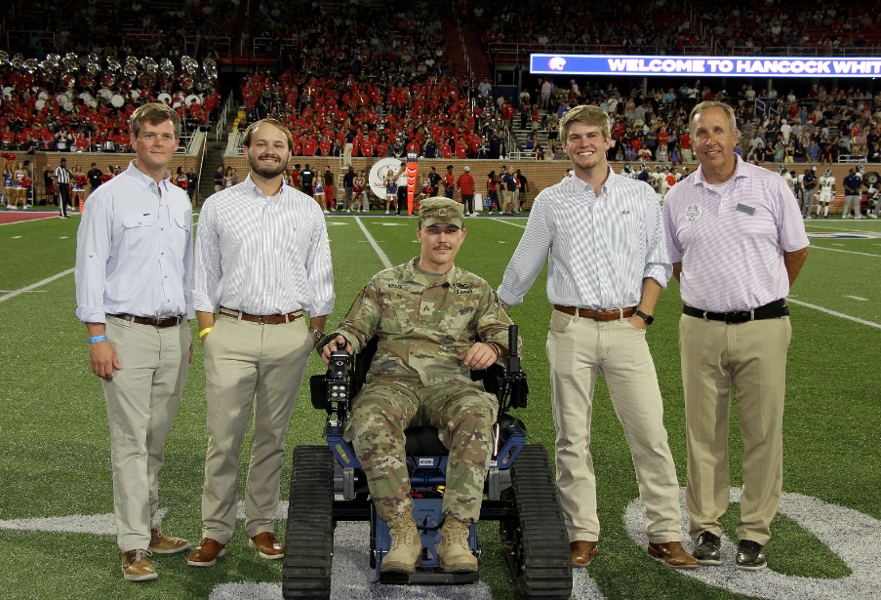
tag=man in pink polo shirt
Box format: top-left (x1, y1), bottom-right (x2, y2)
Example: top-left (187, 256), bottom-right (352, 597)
top-left (663, 101), bottom-right (809, 571)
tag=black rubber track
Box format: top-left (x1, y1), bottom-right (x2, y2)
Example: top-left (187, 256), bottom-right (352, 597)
top-left (283, 446), bottom-right (335, 600)
top-left (501, 444), bottom-right (572, 600)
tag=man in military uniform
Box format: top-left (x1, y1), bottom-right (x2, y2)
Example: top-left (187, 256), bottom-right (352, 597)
top-left (320, 198), bottom-right (517, 575)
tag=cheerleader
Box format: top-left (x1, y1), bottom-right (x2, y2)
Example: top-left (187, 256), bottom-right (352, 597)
top-left (71, 165), bottom-right (86, 210)
top-left (175, 166), bottom-right (188, 190)
top-left (383, 167), bottom-right (400, 215)
top-left (4, 163), bottom-right (14, 208)
top-left (14, 162), bottom-right (27, 209)
top-left (314, 171), bottom-right (328, 214)
top-left (352, 170), bottom-right (368, 212)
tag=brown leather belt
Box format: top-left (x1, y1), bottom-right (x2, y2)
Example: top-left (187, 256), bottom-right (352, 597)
top-left (109, 313), bottom-right (184, 328)
top-left (553, 305), bottom-right (637, 321)
top-left (218, 307), bottom-right (304, 324)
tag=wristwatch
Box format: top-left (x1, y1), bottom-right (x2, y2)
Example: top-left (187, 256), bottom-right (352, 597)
top-left (308, 326), bottom-right (324, 342)
top-left (635, 310), bottom-right (654, 326)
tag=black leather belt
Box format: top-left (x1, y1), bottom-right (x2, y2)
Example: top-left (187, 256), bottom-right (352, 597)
top-left (109, 313), bottom-right (184, 328)
top-left (682, 299), bottom-right (789, 324)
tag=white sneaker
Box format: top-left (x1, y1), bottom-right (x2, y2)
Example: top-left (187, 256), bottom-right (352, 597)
top-left (385, 210), bottom-right (389, 214)
top-left (10, 205), bottom-right (18, 209)
top-left (843, 215), bottom-right (850, 219)
top-left (869, 214), bottom-right (878, 219)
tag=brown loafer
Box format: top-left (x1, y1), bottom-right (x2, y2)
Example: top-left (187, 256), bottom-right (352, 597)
top-left (648, 541), bottom-right (701, 569)
top-left (249, 531), bottom-right (284, 559)
top-left (570, 540), bottom-right (598, 566)
top-left (187, 538), bottom-right (227, 567)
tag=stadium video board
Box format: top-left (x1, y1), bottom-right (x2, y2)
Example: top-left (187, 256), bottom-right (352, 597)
top-left (530, 54), bottom-right (881, 78)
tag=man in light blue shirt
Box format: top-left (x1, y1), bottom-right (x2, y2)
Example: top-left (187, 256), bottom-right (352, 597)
top-left (75, 103), bottom-right (194, 582)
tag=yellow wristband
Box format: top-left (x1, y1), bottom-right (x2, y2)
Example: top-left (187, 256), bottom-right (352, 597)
top-left (199, 327), bottom-right (213, 338)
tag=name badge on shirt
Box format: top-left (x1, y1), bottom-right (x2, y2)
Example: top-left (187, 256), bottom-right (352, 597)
top-left (736, 203), bottom-right (756, 215)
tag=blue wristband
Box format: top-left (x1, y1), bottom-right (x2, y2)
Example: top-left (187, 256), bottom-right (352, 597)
top-left (89, 335), bottom-right (107, 344)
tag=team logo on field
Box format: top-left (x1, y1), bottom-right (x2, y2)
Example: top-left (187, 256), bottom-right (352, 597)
top-left (684, 204), bottom-right (701, 222)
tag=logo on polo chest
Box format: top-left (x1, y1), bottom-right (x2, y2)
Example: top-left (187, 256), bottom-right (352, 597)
top-left (684, 204), bottom-right (701, 222)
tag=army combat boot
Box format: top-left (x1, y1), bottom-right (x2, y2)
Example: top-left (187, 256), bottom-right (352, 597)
top-left (438, 515), bottom-right (478, 573)
top-left (381, 511), bottom-right (422, 573)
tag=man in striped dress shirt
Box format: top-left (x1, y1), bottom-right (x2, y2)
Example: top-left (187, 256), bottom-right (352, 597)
top-left (189, 119), bottom-right (334, 567)
top-left (499, 105), bottom-right (699, 570)
top-left (663, 102), bottom-right (809, 571)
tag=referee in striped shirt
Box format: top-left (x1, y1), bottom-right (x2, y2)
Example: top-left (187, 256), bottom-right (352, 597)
top-left (499, 105), bottom-right (698, 570)
top-left (54, 157), bottom-right (71, 218)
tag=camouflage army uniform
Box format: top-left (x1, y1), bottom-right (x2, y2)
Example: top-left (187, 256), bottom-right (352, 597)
top-left (332, 257), bottom-right (517, 523)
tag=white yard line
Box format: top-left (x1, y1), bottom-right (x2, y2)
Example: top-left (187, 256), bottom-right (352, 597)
top-left (810, 246), bottom-right (881, 258)
top-left (354, 217), bottom-right (392, 269)
top-left (0, 268), bottom-right (75, 304)
top-left (788, 298), bottom-right (881, 329)
top-left (488, 218), bottom-right (526, 229)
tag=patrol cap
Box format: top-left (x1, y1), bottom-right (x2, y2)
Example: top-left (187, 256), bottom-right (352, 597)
top-left (419, 198), bottom-right (464, 228)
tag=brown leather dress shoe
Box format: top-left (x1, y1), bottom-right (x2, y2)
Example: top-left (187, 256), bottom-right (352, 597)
top-left (648, 541), bottom-right (701, 568)
top-left (249, 531), bottom-right (285, 559)
top-left (570, 540), bottom-right (598, 566)
top-left (122, 549), bottom-right (157, 581)
top-left (187, 538), bottom-right (227, 567)
top-left (149, 527), bottom-right (191, 554)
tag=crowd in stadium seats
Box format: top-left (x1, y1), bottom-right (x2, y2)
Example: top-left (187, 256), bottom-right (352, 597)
top-left (239, 70), bottom-right (511, 160)
top-left (0, 59), bottom-right (219, 152)
top-left (12, 0), bottom-right (237, 59)
top-left (470, 0), bottom-right (708, 55)
top-left (253, 1), bottom-right (449, 79)
top-left (511, 77), bottom-right (881, 163)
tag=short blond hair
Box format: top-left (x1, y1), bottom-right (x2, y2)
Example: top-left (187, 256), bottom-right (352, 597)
top-left (242, 118), bottom-right (294, 152)
top-left (130, 103), bottom-right (181, 139)
top-left (559, 105), bottom-right (611, 142)
top-left (689, 101), bottom-right (737, 135)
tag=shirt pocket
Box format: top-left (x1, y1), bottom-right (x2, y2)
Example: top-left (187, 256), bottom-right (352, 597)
top-left (122, 213), bottom-right (155, 256)
top-left (378, 290), bottom-right (416, 335)
top-left (608, 213), bottom-right (634, 256)
top-left (171, 210), bottom-right (191, 256)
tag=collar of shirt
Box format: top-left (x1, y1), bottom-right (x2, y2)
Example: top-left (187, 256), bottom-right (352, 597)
top-left (243, 172), bottom-right (284, 203)
top-left (690, 154), bottom-right (749, 191)
top-left (563, 165), bottom-right (615, 202)
top-left (406, 257), bottom-right (459, 288)
top-left (126, 160), bottom-right (171, 198)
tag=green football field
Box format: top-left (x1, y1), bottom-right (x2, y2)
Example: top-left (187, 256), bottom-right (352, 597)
top-left (0, 212), bottom-right (879, 600)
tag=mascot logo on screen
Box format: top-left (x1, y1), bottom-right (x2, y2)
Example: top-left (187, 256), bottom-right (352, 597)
top-left (548, 57), bottom-right (567, 71)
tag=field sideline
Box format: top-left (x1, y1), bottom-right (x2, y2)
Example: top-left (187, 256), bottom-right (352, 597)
top-left (0, 212), bottom-right (879, 600)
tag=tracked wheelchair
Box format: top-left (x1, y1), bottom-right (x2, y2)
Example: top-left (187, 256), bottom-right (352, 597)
top-left (281, 325), bottom-right (572, 600)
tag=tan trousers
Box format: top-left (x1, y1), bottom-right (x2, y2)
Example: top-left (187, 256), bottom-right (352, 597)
top-left (679, 314), bottom-right (791, 545)
top-left (547, 310), bottom-right (683, 543)
top-left (200, 313), bottom-right (312, 544)
top-left (102, 316), bottom-right (190, 552)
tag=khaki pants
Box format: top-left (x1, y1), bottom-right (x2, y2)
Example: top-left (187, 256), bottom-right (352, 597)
top-left (679, 314), bottom-right (791, 545)
top-left (200, 313), bottom-right (312, 544)
top-left (547, 310), bottom-right (683, 543)
top-left (103, 316), bottom-right (190, 552)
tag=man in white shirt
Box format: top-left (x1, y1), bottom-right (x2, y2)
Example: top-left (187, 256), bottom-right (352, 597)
top-left (75, 103), bottom-right (194, 582)
top-left (189, 119), bottom-right (334, 567)
top-left (499, 105), bottom-right (699, 571)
